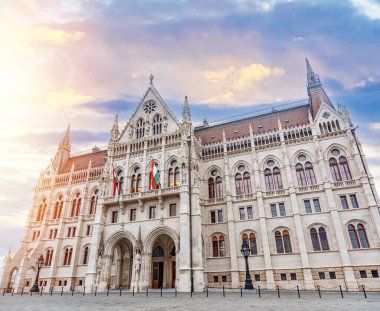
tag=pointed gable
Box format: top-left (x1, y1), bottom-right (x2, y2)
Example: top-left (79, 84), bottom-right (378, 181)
top-left (119, 77), bottom-right (180, 142)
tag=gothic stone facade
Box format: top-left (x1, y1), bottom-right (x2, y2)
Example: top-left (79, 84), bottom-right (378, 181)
top-left (2, 61), bottom-right (380, 293)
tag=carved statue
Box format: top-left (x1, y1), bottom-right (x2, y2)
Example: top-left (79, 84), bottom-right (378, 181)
top-left (96, 255), bottom-right (104, 272)
top-left (134, 251), bottom-right (142, 272)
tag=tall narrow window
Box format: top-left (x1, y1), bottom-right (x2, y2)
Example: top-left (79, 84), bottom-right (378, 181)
top-left (348, 224), bottom-right (360, 249)
top-left (149, 206), bottom-right (156, 219)
top-left (111, 211), bottom-right (118, 223)
top-left (153, 114), bottom-right (162, 135)
top-left (247, 206), bottom-right (253, 220)
top-left (168, 160), bottom-right (180, 187)
top-left (136, 118), bottom-right (145, 139)
top-left (70, 193), bottom-right (81, 217)
top-left (283, 230), bottom-right (292, 253)
top-left (249, 233), bottom-right (257, 255)
top-left (279, 203), bottom-right (286, 216)
top-left (169, 203), bottom-right (176, 217)
top-left (310, 228), bottom-right (320, 251)
top-left (89, 190), bottom-right (98, 215)
top-left (53, 195), bottom-right (63, 220)
top-left (275, 231), bottom-right (284, 253)
top-left (239, 207), bottom-right (246, 220)
top-left (273, 168), bottom-right (283, 190)
top-left (271, 204), bottom-right (277, 217)
top-left (36, 198), bottom-right (47, 222)
top-left (265, 169), bottom-right (274, 191)
top-left (305, 162), bottom-right (316, 185)
top-left (350, 195), bottom-right (359, 208)
top-left (235, 165), bottom-right (251, 195)
top-left (296, 163), bottom-right (307, 187)
top-left (83, 247), bottom-right (89, 265)
top-left (329, 158), bottom-right (341, 181)
top-left (313, 199), bottom-right (321, 212)
top-left (304, 200), bottom-right (312, 213)
top-left (235, 173), bottom-right (243, 195)
top-left (319, 227), bottom-right (329, 250)
top-left (339, 156), bottom-right (352, 181)
top-left (357, 224), bottom-right (369, 248)
top-left (340, 196), bottom-right (349, 209)
top-left (208, 177), bottom-right (215, 199)
top-left (131, 167), bottom-right (141, 193)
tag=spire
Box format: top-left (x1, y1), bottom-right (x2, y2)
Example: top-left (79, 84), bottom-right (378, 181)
top-left (306, 58), bottom-right (322, 94)
top-left (111, 115), bottom-right (119, 141)
top-left (182, 96), bottom-right (191, 123)
top-left (61, 124), bottom-right (70, 147)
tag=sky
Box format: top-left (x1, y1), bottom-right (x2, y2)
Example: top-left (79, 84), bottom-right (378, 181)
top-left (1, 0), bottom-right (380, 269)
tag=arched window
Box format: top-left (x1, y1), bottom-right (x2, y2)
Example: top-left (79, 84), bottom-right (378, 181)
top-left (44, 249), bottom-right (53, 267)
top-left (53, 195), bottom-right (63, 220)
top-left (235, 164), bottom-right (252, 195)
top-left (329, 149), bottom-right (352, 181)
top-left (153, 246), bottom-right (164, 257)
top-left (296, 163), bottom-right (307, 187)
top-left (70, 193), bottom-right (81, 217)
top-left (89, 190), bottom-right (98, 215)
top-left (136, 118), bottom-right (145, 139)
top-left (339, 156), bottom-right (352, 181)
top-left (63, 247), bottom-right (73, 266)
top-left (295, 154), bottom-right (317, 187)
top-left (264, 161), bottom-right (283, 191)
top-left (349, 223), bottom-right (369, 249)
top-left (310, 227), bottom-right (329, 251)
top-left (153, 114), bottom-right (162, 135)
top-left (242, 232), bottom-right (257, 255)
top-left (116, 170), bottom-right (124, 195)
top-left (83, 247), bottom-right (89, 265)
top-left (168, 160), bottom-right (180, 187)
top-left (131, 167), bottom-right (141, 193)
top-left (208, 169), bottom-right (223, 199)
top-left (275, 230), bottom-right (292, 253)
top-left (212, 235), bottom-right (226, 257)
top-left (36, 198), bottom-right (47, 222)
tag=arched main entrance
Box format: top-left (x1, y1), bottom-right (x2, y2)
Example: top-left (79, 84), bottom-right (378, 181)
top-left (151, 234), bottom-right (176, 289)
top-left (109, 238), bottom-right (133, 289)
top-left (7, 268), bottom-right (18, 293)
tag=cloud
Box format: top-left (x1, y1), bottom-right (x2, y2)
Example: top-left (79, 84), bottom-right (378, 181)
top-left (82, 99), bottom-right (137, 114)
top-left (44, 88), bottom-right (94, 108)
top-left (27, 26), bottom-right (85, 46)
top-left (350, 0), bottom-right (380, 20)
top-left (201, 63), bottom-right (286, 104)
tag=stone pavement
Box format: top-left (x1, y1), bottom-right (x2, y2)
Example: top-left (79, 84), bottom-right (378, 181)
top-left (0, 290), bottom-right (379, 311)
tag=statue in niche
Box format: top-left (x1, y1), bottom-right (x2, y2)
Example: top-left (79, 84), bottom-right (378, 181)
top-left (163, 116), bottom-right (168, 133)
top-left (96, 255), bottom-right (104, 285)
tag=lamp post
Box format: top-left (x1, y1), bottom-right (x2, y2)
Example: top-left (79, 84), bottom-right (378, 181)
top-left (30, 255), bottom-right (44, 293)
top-left (240, 239), bottom-right (253, 290)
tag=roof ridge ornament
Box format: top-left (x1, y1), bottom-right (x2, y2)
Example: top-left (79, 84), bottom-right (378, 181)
top-left (150, 73), bottom-right (154, 86)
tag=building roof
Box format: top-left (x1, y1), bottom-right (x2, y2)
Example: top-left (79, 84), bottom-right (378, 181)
top-left (194, 103), bottom-right (310, 145)
top-left (60, 149), bottom-right (107, 173)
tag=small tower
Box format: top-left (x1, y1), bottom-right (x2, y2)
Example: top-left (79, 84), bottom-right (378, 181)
top-left (110, 115), bottom-right (119, 141)
top-left (182, 96), bottom-right (191, 123)
top-left (52, 125), bottom-right (71, 171)
top-left (305, 58), bottom-right (334, 118)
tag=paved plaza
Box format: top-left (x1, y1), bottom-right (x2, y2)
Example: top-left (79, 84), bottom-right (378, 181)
top-left (0, 290), bottom-right (379, 311)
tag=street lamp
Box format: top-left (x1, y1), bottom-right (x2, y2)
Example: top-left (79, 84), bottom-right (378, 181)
top-left (30, 255), bottom-right (44, 293)
top-left (240, 239), bottom-right (254, 290)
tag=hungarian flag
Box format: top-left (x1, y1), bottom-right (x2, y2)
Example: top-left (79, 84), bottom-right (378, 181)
top-left (150, 161), bottom-right (160, 190)
top-left (113, 167), bottom-right (119, 201)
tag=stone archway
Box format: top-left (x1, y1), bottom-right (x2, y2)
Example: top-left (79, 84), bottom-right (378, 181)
top-left (151, 235), bottom-right (176, 289)
top-left (102, 231), bottom-right (136, 290)
top-left (6, 268), bottom-right (18, 293)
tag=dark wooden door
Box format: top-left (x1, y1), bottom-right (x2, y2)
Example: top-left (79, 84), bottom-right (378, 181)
top-left (171, 261), bottom-right (176, 288)
top-left (153, 262), bottom-right (164, 288)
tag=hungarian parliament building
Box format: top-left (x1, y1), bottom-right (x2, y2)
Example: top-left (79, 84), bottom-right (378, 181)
top-left (2, 60), bottom-right (380, 293)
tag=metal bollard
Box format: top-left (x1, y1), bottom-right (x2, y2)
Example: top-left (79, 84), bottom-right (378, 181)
top-left (277, 286), bottom-right (280, 298)
top-left (317, 285), bottom-right (321, 299)
top-left (119, 286), bottom-right (122, 296)
top-left (21, 287), bottom-right (24, 296)
top-left (95, 286), bottom-right (97, 296)
top-left (12, 288), bottom-right (14, 296)
top-left (146, 288), bottom-right (148, 297)
top-left (240, 286), bottom-right (243, 298)
top-left (50, 287), bottom-right (53, 296)
top-left (297, 285), bottom-right (300, 298)
top-left (206, 286), bottom-right (208, 298)
top-left (175, 287), bottom-right (177, 297)
top-left (191, 289), bottom-right (192, 298)
top-left (132, 287), bottom-right (134, 297)
top-left (40, 286), bottom-right (43, 296)
top-left (160, 287), bottom-right (163, 297)
top-left (3, 288), bottom-right (5, 296)
top-left (61, 286), bottom-right (63, 296)
top-left (339, 285), bottom-right (344, 298)
top-left (258, 286), bottom-right (261, 298)
top-left (362, 285), bottom-right (367, 299)
top-left (83, 286), bottom-right (86, 296)
top-left (107, 286), bottom-right (110, 296)
top-left (223, 285), bottom-right (225, 298)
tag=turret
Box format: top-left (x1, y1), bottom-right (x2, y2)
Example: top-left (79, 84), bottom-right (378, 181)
top-left (110, 115), bottom-right (119, 141)
top-left (305, 58), bottom-right (334, 118)
top-left (182, 96), bottom-right (191, 123)
top-left (52, 125), bottom-right (71, 171)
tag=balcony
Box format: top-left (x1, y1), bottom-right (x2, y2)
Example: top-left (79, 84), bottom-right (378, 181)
top-left (233, 193), bottom-right (256, 202)
top-left (204, 197), bottom-right (226, 205)
top-left (104, 186), bottom-right (181, 205)
top-left (263, 189), bottom-right (286, 198)
top-left (296, 184), bottom-right (321, 193)
top-left (332, 180), bottom-right (358, 189)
